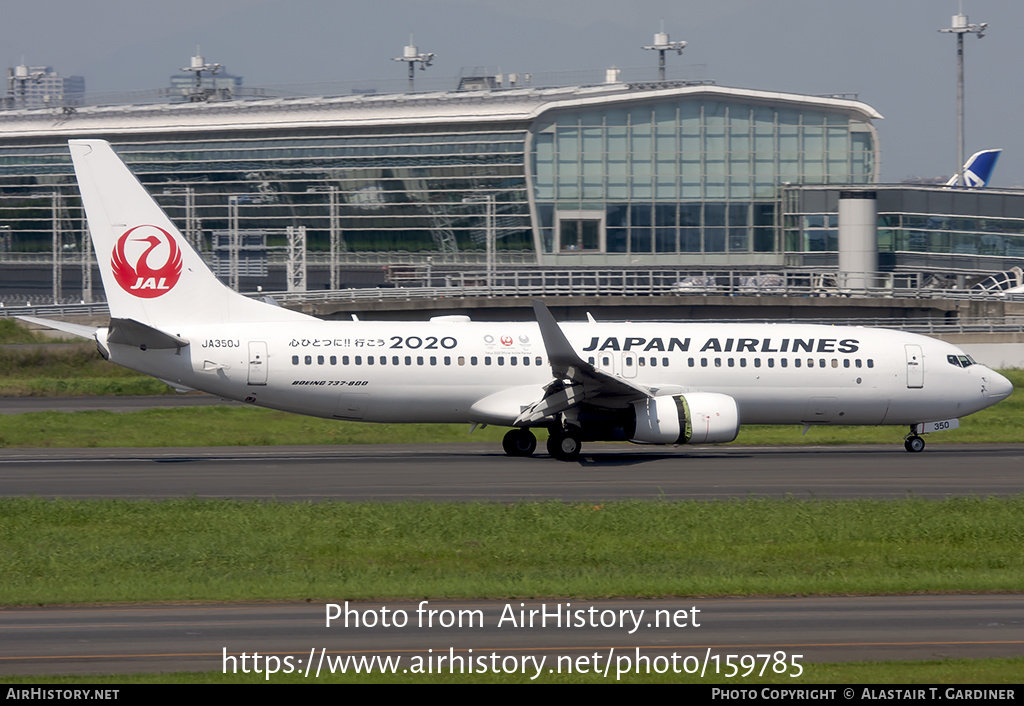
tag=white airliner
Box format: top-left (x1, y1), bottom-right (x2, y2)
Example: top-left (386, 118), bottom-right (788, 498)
top-left (21, 140), bottom-right (1014, 460)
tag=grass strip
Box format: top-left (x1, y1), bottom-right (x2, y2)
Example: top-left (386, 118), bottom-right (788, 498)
top-left (1, 656), bottom-right (1022, 684)
top-left (0, 407), bottom-right (512, 447)
top-left (0, 340), bottom-right (174, 396)
top-left (0, 377), bottom-right (172, 397)
top-left (3, 497), bottom-right (1024, 605)
top-left (0, 319), bottom-right (73, 345)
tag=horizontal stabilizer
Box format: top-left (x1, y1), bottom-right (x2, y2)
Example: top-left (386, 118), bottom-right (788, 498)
top-left (107, 318), bottom-right (189, 350)
top-left (15, 315), bottom-right (99, 341)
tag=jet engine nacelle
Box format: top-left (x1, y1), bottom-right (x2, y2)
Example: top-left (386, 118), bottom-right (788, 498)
top-left (631, 392), bottom-right (740, 445)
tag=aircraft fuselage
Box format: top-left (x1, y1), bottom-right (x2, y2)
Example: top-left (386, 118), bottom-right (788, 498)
top-left (101, 319), bottom-right (1011, 429)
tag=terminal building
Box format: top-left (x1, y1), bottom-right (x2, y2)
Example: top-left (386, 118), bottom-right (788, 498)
top-left (1, 77), bottom-right (1023, 297)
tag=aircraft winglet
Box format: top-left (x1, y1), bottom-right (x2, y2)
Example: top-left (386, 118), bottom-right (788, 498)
top-left (519, 300), bottom-right (651, 425)
top-left (531, 299), bottom-right (588, 377)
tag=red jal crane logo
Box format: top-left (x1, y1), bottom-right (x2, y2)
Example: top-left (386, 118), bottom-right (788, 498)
top-left (111, 225), bottom-right (183, 298)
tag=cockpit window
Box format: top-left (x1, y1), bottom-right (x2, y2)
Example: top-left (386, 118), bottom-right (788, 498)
top-left (948, 354), bottom-right (975, 368)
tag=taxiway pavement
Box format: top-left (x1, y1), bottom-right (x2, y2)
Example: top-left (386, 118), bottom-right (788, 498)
top-left (2, 443), bottom-right (1022, 501)
top-left (3, 595), bottom-right (1023, 677)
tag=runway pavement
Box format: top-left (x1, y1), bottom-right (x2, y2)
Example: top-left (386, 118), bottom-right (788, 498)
top-left (2, 442), bottom-right (1022, 679)
top-left (1, 443), bottom-right (1022, 501)
top-left (2, 595), bottom-right (1023, 677)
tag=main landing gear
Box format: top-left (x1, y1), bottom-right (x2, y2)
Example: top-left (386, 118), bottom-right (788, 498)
top-left (502, 426), bottom-right (584, 461)
top-left (546, 427), bottom-right (582, 462)
top-left (502, 428), bottom-right (537, 457)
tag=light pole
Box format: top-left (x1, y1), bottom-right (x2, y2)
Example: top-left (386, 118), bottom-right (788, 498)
top-left (393, 37), bottom-right (434, 92)
top-left (939, 3), bottom-right (987, 186)
top-left (642, 23), bottom-right (686, 81)
top-left (180, 48), bottom-right (222, 103)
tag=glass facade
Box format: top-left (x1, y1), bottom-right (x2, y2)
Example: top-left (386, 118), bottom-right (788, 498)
top-left (531, 96), bottom-right (875, 258)
top-left (0, 85), bottom-right (882, 267)
top-left (0, 128), bottom-right (534, 254)
top-left (785, 186), bottom-right (1024, 268)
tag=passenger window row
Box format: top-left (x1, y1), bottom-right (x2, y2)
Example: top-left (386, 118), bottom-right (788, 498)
top-left (690, 357), bottom-right (874, 369)
top-left (585, 356), bottom-right (875, 370)
top-left (292, 353), bottom-right (874, 371)
top-left (589, 356), bottom-right (671, 367)
top-left (688, 358), bottom-right (872, 368)
top-left (292, 354), bottom-right (546, 367)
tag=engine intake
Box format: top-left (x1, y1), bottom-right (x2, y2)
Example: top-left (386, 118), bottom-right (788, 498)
top-left (631, 392), bottom-right (740, 445)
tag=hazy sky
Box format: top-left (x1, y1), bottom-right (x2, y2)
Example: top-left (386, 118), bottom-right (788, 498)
top-left (3, 0), bottom-right (1022, 185)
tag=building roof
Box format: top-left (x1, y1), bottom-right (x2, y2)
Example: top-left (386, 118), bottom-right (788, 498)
top-left (0, 83), bottom-right (883, 140)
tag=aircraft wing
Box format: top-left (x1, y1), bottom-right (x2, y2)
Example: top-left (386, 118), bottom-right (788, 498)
top-left (515, 300), bottom-right (653, 425)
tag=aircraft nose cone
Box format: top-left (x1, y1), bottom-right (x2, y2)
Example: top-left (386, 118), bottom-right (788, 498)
top-left (987, 370), bottom-right (1013, 401)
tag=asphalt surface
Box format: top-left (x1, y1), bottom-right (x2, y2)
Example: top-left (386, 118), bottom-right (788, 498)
top-left (3, 596), bottom-right (1022, 677)
top-left (3, 441), bottom-right (1023, 678)
top-left (1, 443), bottom-right (1022, 501)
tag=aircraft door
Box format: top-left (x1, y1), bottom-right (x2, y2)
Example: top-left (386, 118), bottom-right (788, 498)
top-left (905, 344), bottom-right (923, 389)
top-left (621, 352), bottom-right (637, 378)
top-left (596, 351), bottom-right (616, 375)
top-left (248, 341), bottom-right (268, 386)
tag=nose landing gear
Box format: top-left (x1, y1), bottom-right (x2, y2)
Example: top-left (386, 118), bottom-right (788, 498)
top-left (904, 429), bottom-right (925, 453)
top-left (905, 434), bottom-right (929, 450)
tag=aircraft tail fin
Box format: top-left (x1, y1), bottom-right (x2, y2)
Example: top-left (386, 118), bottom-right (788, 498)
top-left (69, 140), bottom-right (313, 328)
top-left (946, 148), bottom-right (1002, 188)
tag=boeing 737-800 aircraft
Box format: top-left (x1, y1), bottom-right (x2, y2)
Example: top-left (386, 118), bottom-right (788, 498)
top-left (22, 141), bottom-right (1013, 460)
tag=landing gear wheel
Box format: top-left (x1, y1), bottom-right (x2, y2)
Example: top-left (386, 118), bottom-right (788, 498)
top-left (904, 435), bottom-right (925, 453)
top-left (502, 428), bottom-right (537, 457)
top-left (546, 428), bottom-right (582, 461)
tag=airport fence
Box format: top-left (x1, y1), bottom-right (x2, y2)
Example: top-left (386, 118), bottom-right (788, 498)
top-left (269, 267), bottom-right (1024, 304)
top-left (4, 266), bottom-right (1024, 310)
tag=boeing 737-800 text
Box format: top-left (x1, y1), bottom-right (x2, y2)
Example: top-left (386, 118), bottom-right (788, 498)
top-left (21, 141), bottom-right (1013, 460)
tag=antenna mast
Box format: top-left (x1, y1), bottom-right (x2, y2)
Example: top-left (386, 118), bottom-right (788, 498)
top-left (642, 22), bottom-right (687, 81)
top-left (393, 35), bottom-right (434, 92)
top-left (939, 2), bottom-right (987, 186)
top-left (181, 47), bottom-right (222, 102)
